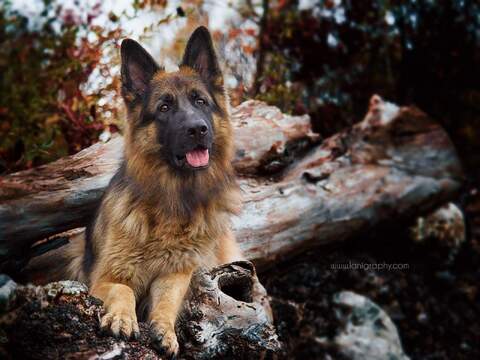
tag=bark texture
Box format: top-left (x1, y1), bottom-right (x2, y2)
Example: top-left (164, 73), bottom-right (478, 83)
top-left (0, 96), bottom-right (463, 269)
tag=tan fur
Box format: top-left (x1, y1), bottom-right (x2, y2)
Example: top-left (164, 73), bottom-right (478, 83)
top-left (56, 65), bottom-right (242, 355)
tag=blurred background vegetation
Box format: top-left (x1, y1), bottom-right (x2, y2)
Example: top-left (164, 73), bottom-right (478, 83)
top-left (0, 0), bottom-right (479, 181)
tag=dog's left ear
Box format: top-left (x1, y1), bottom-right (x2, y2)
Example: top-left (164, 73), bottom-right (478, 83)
top-left (181, 26), bottom-right (222, 86)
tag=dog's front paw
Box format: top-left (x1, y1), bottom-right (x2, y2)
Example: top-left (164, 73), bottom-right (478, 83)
top-left (100, 310), bottom-right (140, 340)
top-left (150, 321), bottom-right (179, 359)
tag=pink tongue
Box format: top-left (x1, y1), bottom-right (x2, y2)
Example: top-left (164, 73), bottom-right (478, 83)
top-left (186, 149), bottom-right (209, 167)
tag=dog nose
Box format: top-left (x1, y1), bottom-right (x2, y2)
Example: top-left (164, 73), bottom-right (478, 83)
top-left (186, 120), bottom-right (208, 139)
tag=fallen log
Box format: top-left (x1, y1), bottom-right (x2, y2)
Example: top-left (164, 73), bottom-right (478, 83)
top-left (0, 100), bottom-right (317, 259)
top-left (0, 96), bottom-right (463, 270)
top-left (235, 95), bottom-right (464, 264)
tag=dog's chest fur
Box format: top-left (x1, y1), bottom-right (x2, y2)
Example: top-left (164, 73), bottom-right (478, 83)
top-left (89, 182), bottom-right (228, 292)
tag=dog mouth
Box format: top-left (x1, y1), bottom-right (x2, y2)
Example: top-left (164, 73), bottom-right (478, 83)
top-left (175, 146), bottom-right (210, 169)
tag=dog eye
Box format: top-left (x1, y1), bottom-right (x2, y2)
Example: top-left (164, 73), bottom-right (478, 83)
top-left (196, 98), bottom-right (206, 106)
top-left (158, 104), bottom-right (169, 112)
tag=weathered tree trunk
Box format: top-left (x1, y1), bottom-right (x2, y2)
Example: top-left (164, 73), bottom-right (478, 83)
top-left (0, 100), bottom-right (317, 260)
top-left (0, 96), bottom-right (463, 269)
top-left (179, 261), bottom-right (279, 359)
top-left (235, 95), bottom-right (463, 265)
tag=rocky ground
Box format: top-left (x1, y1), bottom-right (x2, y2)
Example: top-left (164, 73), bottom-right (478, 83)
top-left (262, 188), bottom-right (480, 360)
top-left (0, 281), bottom-right (159, 359)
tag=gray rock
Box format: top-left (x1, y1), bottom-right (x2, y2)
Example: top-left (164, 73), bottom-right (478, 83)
top-left (0, 274), bottom-right (17, 313)
top-left (410, 202), bottom-right (466, 264)
top-left (44, 280), bottom-right (88, 299)
top-left (331, 291), bottom-right (410, 360)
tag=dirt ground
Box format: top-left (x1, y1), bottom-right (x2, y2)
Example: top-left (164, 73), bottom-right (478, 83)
top-left (261, 188), bottom-right (480, 360)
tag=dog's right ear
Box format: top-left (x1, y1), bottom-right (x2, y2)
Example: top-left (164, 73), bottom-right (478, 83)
top-left (121, 39), bottom-right (160, 102)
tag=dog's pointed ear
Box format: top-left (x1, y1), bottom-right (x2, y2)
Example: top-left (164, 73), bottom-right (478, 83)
top-left (121, 39), bottom-right (160, 101)
top-left (181, 26), bottom-right (222, 86)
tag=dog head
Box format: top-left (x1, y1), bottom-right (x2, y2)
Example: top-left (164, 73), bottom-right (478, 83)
top-left (120, 26), bottom-right (232, 174)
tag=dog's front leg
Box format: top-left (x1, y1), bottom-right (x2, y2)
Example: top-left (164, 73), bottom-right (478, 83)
top-left (216, 229), bottom-right (244, 264)
top-left (91, 279), bottom-right (139, 339)
top-left (148, 270), bottom-right (193, 358)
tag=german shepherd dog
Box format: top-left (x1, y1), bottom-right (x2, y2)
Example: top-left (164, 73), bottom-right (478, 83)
top-left (35, 27), bottom-right (243, 357)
